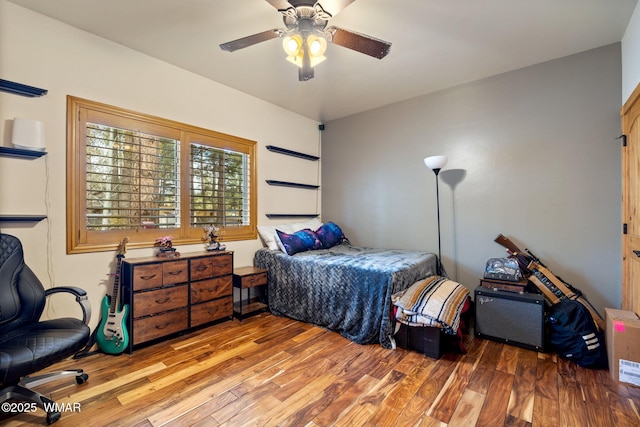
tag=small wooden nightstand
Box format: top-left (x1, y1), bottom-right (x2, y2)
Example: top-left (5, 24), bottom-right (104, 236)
top-left (233, 266), bottom-right (268, 320)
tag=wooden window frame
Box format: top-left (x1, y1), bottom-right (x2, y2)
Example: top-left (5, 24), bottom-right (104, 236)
top-left (66, 96), bottom-right (257, 254)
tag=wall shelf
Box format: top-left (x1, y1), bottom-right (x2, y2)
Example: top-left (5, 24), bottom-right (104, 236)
top-left (0, 146), bottom-right (47, 159)
top-left (0, 79), bottom-right (48, 97)
top-left (266, 180), bottom-right (319, 190)
top-left (265, 214), bottom-right (319, 219)
top-left (1, 80), bottom-right (48, 228)
top-left (0, 215), bottom-right (47, 223)
top-left (266, 145), bottom-right (319, 161)
top-left (266, 145), bottom-right (320, 221)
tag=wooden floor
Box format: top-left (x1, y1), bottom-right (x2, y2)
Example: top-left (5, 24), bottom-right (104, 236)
top-left (2, 313), bottom-right (639, 426)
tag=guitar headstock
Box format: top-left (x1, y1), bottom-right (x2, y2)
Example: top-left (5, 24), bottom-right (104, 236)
top-left (494, 234), bottom-right (523, 255)
top-left (117, 237), bottom-right (129, 257)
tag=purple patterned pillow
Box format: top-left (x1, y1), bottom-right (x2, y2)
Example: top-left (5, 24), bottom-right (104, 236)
top-left (316, 222), bottom-right (346, 249)
top-left (275, 228), bottom-right (323, 255)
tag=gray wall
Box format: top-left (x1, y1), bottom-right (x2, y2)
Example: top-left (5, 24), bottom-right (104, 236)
top-left (321, 43), bottom-right (622, 313)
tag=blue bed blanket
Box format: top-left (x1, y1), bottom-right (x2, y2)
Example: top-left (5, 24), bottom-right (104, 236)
top-left (253, 243), bottom-right (439, 348)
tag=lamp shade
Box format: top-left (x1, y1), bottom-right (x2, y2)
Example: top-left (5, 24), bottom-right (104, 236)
top-left (424, 155), bottom-right (447, 170)
top-left (11, 117), bottom-right (45, 151)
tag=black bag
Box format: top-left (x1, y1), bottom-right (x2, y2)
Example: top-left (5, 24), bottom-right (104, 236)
top-left (547, 299), bottom-right (607, 369)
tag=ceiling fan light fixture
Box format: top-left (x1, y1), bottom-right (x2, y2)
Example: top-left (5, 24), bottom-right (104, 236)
top-left (283, 34), bottom-right (303, 57)
top-left (285, 53), bottom-right (326, 68)
top-left (310, 54), bottom-right (327, 67)
top-left (220, 1), bottom-right (392, 81)
top-left (283, 34), bottom-right (327, 69)
top-left (308, 35), bottom-right (327, 56)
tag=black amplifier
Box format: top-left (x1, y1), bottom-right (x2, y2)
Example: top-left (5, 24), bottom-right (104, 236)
top-left (474, 286), bottom-right (546, 352)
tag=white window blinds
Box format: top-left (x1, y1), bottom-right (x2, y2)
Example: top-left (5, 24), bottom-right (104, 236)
top-left (85, 123), bottom-right (180, 231)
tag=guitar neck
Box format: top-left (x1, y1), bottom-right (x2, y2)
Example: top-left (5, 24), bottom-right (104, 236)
top-left (494, 234), bottom-right (533, 273)
top-left (527, 260), bottom-right (576, 304)
top-left (494, 234), bottom-right (524, 255)
top-left (109, 255), bottom-right (123, 314)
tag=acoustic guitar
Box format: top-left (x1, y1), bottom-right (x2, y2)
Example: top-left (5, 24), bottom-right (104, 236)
top-left (96, 237), bottom-right (130, 354)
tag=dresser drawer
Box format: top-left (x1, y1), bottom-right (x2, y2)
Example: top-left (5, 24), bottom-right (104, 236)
top-left (132, 264), bottom-right (163, 291)
top-left (190, 257), bottom-right (214, 281)
top-left (212, 253), bottom-right (233, 276)
top-left (163, 260), bottom-right (188, 285)
top-left (191, 296), bottom-right (232, 327)
top-left (191, 276), bottom-right (232, 304)
top-left (134, 307), bottom-right (188, 344)
top-left (133, 284), bottom-right (188, 318)
top-left (191, 254), bottom-right (233, 280)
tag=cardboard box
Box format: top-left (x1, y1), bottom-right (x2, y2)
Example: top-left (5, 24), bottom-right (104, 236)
top-left (605, 308), bottom-right (640, 386)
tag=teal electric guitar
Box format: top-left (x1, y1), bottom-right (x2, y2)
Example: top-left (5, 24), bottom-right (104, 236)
top-left (97, 237), bottom-right (130, 354)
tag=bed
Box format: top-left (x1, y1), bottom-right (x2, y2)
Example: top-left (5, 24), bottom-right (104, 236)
top-left (253, 242), bottom-right (440, 348)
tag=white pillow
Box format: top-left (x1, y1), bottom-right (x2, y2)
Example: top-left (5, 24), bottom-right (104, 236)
top-left (257, 218), bottom-right (323, 250)
top-left (257, 225), bottom-right (280, 250)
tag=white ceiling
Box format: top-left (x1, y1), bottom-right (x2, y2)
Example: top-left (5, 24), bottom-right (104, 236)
top-left (8, 0), bottom-right (638, 122)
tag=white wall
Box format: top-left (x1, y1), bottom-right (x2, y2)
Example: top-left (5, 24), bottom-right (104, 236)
top-left (322, 44), bottom-right (622, 314)
top-left (623, 2), bottom-right (640, 104)
top-left (0, 1), bottom-right (321, 329)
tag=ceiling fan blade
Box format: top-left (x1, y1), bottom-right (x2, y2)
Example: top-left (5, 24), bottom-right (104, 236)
top-left (315, 0), bottom-right (358, 17)
top-left (327, 26), bottom-right (391, 59)
top-left (219, 29), bottom-right (282, 52)
top-left (265, 0), bottom-right (295, 11)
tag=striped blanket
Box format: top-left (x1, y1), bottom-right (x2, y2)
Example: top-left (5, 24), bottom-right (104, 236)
top-left (392, 276), bottom-right (470, 335)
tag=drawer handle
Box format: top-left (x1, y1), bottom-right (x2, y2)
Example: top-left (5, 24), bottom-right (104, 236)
top-left (634, 250), bottom-right (640, 258)
top-left (155, 297), bottom-right (170, 304)
top-left (168, 270), bottom-right (183, 275)
top-left (155, 322), bottom-right (170, 330)
top-left (195, 265), bottom-right (208, 272)
top-left (140, 274), bottom-right (157, 280)
top-left (214, 263), bottom-right (229, 268)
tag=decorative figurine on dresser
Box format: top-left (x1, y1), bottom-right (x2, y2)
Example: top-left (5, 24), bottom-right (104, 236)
top-left (154, 235), bottom-right (179, 258)
top-left (121, 249), bottom-right (233, 353)
top-left (202, 225), bottom-right (226, 251)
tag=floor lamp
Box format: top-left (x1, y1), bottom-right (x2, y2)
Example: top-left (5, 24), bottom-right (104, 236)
top-left (424, 155), bottom-right (448, 276)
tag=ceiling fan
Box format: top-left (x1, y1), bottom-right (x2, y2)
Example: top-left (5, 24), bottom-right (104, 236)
top-left (219, 0), bottom-right (392, 81)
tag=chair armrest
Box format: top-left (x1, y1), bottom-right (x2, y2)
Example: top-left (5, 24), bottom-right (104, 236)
top-left (45, 286), bottom-right (92, 325)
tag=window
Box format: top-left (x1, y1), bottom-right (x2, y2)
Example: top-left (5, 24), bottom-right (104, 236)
top-left (67, 96), bottom-right (256, 253)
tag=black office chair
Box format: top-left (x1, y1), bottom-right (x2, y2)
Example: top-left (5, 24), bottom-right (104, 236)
top-left (0, 234), bottom-right (91, 425)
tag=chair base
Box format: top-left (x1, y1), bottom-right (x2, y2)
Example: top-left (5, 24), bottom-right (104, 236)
top-left (0, 369), bottom-right (88, 425)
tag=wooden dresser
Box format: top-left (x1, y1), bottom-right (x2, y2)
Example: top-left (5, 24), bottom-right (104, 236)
top-left (121, 251), bottom-right (233, 353)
